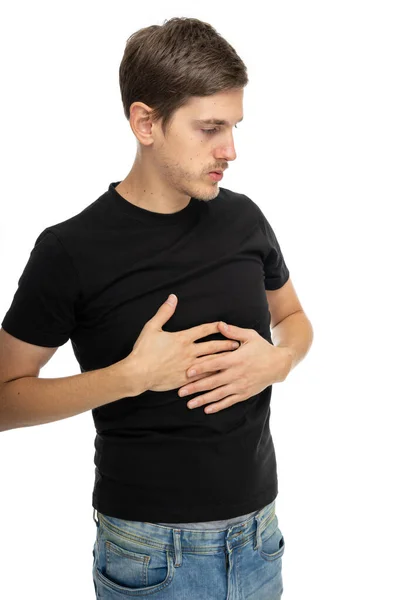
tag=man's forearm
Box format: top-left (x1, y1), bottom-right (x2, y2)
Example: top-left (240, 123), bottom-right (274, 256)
top-left (0, 358), bottom-right (145, 433)
top-left (271, 310), bottom-right (314, 375)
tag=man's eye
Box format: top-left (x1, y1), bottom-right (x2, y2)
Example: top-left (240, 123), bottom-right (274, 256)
top-left (201, 125), bottom-right (238, 135)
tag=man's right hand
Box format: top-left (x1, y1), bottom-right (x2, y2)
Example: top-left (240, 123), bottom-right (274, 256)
top-left (120, 294), bottom-right (239, 394)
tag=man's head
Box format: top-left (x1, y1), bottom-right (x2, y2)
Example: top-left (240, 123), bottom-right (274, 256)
top-left (118, 17), bottom-right (248, 204)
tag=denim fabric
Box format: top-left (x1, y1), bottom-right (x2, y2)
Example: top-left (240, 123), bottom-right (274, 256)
top-left (92, 499), bottom-right (285, 599)
top-left (155, 508), bottom-right (260, 531)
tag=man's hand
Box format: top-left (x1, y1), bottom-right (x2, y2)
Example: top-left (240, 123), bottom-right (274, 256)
top-left (177, 321), bottom-right (293, 414)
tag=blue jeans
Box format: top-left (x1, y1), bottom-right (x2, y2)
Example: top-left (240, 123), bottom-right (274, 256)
top-left (92, 499), bottom-right (285, 599)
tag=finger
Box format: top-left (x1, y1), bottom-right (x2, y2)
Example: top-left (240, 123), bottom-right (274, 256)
top-left (180, 372), bottom-right (228, 398)
top-left (187, 351), bottom-right (233, 374)
top-left (204, 394), bottom-right (242, 414)
top-left (195, 339), bottom-right (239, 357)
top-left (187, 371), bottom-right (216, 383)
top-left (184, 321), bottom-right (225, 343)
top-left (186, 385), bottom-right (236, 409)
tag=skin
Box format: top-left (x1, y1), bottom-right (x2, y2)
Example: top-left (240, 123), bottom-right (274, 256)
top-left (115, 88), bottom-right (244, 212)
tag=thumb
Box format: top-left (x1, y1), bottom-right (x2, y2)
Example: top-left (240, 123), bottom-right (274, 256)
top-left (152, 293), bottom-right (178, 327)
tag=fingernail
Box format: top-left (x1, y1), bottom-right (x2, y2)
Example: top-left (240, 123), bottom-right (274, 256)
top-left (188, 369), bottom-right (197, 377)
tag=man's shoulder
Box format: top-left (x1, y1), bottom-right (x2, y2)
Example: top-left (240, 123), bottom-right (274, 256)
top-left (218, 186), bottom-right (262, 222)
top-left (36, 189), bottom-right (110, 246)
top-left (218, 186), bottom-right (258, 210)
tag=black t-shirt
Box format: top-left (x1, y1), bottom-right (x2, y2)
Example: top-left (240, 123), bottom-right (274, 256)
top-left (1, 182), bottom-right (290, 522)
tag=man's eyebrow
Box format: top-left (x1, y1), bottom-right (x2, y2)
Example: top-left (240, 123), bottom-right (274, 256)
top-left (193, 117), bottom-right (244, 126)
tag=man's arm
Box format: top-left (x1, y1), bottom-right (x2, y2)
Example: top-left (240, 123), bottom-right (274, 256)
top-left (265, 277), bottom-right (313, 376)
top-left (271, 310), bottom-right (314, 375)
top-left (0, 358), bottom-right (145, 433)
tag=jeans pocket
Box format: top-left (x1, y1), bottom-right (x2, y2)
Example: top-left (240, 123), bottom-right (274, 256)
top-left (95, 524), bottom-right (175, 596)
top-left (257, 514), bottom-right (286, 561)
top-left (92, 541), bottom-right (99, 597)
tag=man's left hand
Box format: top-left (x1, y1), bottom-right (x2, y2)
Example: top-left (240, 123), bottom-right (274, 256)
top-left (178, 321), bottom-right (292, 414)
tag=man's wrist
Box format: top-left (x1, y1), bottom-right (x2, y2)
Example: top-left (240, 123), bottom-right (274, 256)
top-left (277, 345), bottom-right (296, 381)
top-left (111, 356), bottom-right (149, 398)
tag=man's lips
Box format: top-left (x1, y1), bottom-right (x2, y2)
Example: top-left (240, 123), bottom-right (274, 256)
top-left (208, 171), bottom-right (224, 181)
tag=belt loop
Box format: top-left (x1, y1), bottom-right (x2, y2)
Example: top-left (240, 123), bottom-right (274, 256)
top-left (93, 508), bottom-right (99, 528)
top-left (254, 514), bottom-right (261, 551)
top-left (173, 529), bottom-right (182, 567)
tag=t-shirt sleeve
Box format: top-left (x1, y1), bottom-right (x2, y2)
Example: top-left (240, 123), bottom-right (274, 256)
top-left (255, 204), bottom-right (290, 290)
top-left (1, 228), bottom-right (81, 347)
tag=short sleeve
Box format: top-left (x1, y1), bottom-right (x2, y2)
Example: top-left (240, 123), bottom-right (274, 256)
top-left (1, 228), bottom-right (81, 347)
top-left (256, 205), bottom-right (290, 290)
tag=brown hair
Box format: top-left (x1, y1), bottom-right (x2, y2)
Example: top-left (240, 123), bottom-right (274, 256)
top-left (119, 17), bottom-right (248, 136)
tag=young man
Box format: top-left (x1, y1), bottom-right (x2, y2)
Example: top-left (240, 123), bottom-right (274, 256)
top-left (0, 17), bottom-right (313, 599)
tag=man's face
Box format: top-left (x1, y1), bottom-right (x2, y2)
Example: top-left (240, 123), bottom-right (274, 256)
top-left (152, 88), bottom-right (244, 202)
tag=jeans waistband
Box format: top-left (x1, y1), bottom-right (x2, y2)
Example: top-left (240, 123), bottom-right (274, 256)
top-left (93, 499), bottom-right (276, 559)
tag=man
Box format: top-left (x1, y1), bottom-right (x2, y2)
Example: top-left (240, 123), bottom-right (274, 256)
top-left (0, 17), bottom-right (313, 599)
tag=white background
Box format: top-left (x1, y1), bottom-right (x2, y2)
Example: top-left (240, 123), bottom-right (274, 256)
top-left (1, 1), bottom-right (399, 599)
